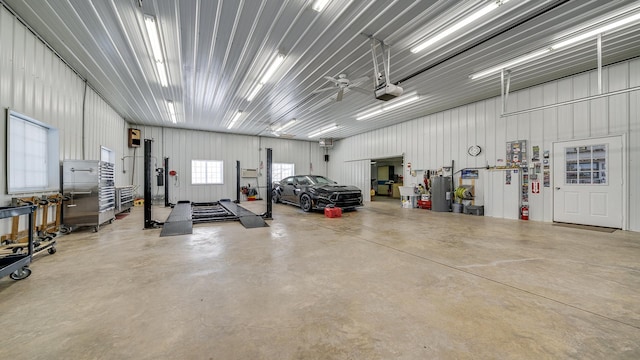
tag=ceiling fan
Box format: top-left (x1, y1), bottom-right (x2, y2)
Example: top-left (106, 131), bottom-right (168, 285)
top-left (312, 74), bottom-right (370, 101)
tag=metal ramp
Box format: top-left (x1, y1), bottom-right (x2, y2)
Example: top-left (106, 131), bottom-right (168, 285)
top-left (161, 201), bottom-right (268, 236)
top-left (160, 202), bottom-right (192, 237)
top-left (218, 200), bottom-right (269, 229)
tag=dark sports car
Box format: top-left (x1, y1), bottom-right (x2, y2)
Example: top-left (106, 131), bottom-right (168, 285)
top-left (272, 175), bottom-right (363, 212)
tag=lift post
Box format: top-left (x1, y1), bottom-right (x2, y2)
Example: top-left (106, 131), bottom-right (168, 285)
top-left (164, 157), bottom-right (171, 207)
top-left (236, 160), bottom-right (241, 203)
top-left (144, 139), bottom-right (163, 229)
top-left (264, 148), bottom-right (273, 219)
top-left (144, 139), bottom-right (154, 229)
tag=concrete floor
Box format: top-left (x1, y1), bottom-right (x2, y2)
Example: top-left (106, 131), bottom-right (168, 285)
top-left (1, 199), bottom-right (639, 359)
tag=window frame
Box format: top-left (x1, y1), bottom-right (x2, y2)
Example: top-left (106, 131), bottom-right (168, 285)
top-left (6, 110), bottom-right (60, 194)
top-left (272, 163), bottom-right (295, 183)
top-left (191, 159), bottom-right (224, 185)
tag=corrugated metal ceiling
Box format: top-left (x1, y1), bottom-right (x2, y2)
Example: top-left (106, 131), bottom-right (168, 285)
top-left (3, 0), bottom-right (639, 141)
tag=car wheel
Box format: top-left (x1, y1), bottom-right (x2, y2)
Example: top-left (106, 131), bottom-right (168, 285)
top-left (300, 194), bottom-right (312, 212)
top-left (272, 190), bottom-right (280, 203)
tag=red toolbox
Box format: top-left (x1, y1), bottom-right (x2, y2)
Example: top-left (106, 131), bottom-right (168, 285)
top-left (324, 207), bottom-right (342, 218)
top-left (417, 200), bottom-right (432, 209)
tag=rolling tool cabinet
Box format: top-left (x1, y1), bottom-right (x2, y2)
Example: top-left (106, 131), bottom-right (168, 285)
top-left (0, 205), bottom-right (37, 281)
top-left (62, 160), bottom-right (115, 233)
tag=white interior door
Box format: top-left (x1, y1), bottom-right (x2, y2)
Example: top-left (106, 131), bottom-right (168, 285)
top-left (553, 136), bottom-right (622, 228)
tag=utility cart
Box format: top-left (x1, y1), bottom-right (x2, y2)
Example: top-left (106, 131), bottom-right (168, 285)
top-left (0, 205), bottom-right (37, 281)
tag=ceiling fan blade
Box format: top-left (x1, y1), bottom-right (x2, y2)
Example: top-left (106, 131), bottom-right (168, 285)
top-left (336, 89), bottom-right (344, 102)
top-left (324, 76), bottom-right (340, 85)
top-left (312, 87), bottom-right (339, 94)
top-left (350, 86), bottom-right (370, 95)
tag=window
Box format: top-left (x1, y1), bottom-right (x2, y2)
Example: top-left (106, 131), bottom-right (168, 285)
top-left (272, 163), bottom-right (295, 182)
top-left (101, 146), bottom-right (115, 164)
top-left (191, 160), bottom-right (223, 184)
top-left (565, 145), bottom-right (607, 185)
top-left (7, 110), bottom-right (59, 194)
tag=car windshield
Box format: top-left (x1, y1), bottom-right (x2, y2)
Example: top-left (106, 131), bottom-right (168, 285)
top-left (309, 176), bottom-right (336, 184)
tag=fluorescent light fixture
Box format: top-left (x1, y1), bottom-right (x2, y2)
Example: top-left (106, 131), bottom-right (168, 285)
top-left (167, 100), bottom-right (177, 123)
top-left (156, 63), bottom-right (168, 87)
top-left (469, 48), bottom-right (551, 79)
top-left (246, 53), bottom-right (285, 101)
top-left (227, 111), bottom-right (243, 129)
top-left (551, 12), bottom-right (640, 50)
top-left (356, 109), bottom-right (383, 121)
top-left (144, 15), bottom-right (169, 87)
top-left (260, 53), bottom-right (285, 83)
top-left (144, 16), bottom-right (163, 61)
top-left (312, 0), bottom-right (330, 12)
top-left (356, 93), bottom-right (420, 120)
top-left (470, 10), bottom-right (640, 80)
top-left (411, 0), bottom-right (510, 53)
top-left (383, 94), bottom-right (421, 111)
top-left (246, 83), bottom-right (263, 102)
top-left (308, 124), bottom-right (338, 138)
top-left (275, 119), bottom-right (297, 132)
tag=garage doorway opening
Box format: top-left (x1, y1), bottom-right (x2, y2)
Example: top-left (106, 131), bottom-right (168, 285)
top-left (370, 156), bottom-right (404, 200)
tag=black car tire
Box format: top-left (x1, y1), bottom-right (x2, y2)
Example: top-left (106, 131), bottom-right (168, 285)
top-left (300, 194), bottom-right (312, 212)
top-left (272, 190), bottom-right (280, 203)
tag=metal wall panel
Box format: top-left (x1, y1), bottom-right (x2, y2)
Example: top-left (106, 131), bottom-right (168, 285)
top-left (0, 6), bottom-right (128, 235)
top-left (84, 90), bottom-right (128, 186)
top-left (124, 126), bottom-right (325, 203)
top-left (330, 58), bottom-right (640, 231)
top-left (342, 160), bottom-right (371, 203)
top-left (629, 60), bottom-right (640, 233)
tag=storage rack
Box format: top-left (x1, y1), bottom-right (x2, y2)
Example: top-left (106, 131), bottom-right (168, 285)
top-left (1, 196), bottom-right (58, 256)
top-left (0, 205), bottom-right (37, 281)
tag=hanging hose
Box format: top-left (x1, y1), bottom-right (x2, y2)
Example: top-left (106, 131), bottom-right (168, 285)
top-left (454, 186), bottom-right (473, 202)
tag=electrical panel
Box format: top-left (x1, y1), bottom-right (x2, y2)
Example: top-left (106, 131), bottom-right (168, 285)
top-left (128, 128), bottom-right (141, 148)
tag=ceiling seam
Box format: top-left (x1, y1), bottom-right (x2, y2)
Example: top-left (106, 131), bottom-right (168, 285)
top-left (394, 0), bottom-right (572, 85)
top-left (0, 0), bottom-right (129, 122)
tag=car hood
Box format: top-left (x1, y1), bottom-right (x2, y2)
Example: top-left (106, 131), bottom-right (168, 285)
top-left (313, 184), bottom-right (361, 192)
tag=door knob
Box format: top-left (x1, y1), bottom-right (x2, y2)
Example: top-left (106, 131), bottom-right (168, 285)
top-left (555, 187), bottom-right (561, 190)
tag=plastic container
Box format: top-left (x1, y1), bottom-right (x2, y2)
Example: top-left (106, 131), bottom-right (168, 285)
top-left (452, 203), bottom-right (464, 213)
top-left (324, 207), bottom-right (342, 218)
top-left (465, 205), bottom-right (484, 216)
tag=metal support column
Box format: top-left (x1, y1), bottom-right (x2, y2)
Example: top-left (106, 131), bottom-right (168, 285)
top-left (597, 34), bottom-right (603, 94)
top-left (236, 160), bottom-right (241, 203)
top-left (164, 157), bottom-right (170, 207)
top-left (265, 148), bottom-right (273, 219)
top-left (144, 139), bottom-right (154, 229)
top-left (500, 69), bottom-right (511, 114)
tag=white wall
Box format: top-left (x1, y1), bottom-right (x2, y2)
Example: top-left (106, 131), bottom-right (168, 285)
top-left (330, 58), bottom-right (640, 231)
top-left (124, 125), bottom-right (325, 203)
top-left (0, 6), bottom-right (127, 233)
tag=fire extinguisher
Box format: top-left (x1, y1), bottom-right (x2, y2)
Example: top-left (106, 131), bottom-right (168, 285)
top-left (521, 206), bottom-right (529, 220)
